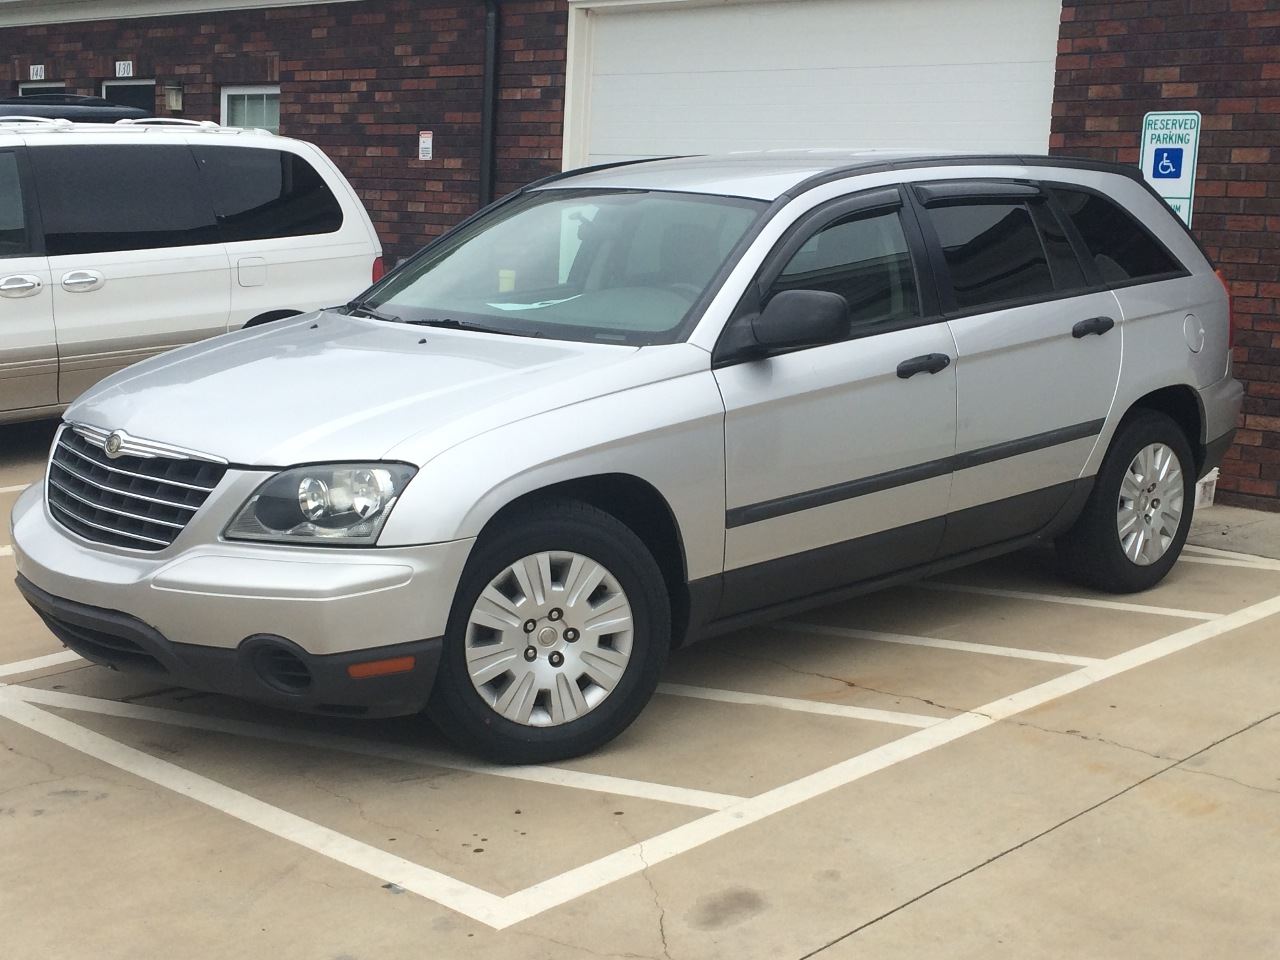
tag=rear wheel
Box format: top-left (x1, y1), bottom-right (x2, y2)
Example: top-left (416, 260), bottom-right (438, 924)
top-left (1056, 410), bottom-right (1195, 593)
top-left (428, 499), bottom-right (670, 763)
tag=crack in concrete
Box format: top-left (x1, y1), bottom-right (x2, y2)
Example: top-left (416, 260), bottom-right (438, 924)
top-left (717, 649), bottom-right (982, 717)
top-left (1005, 719), bottom-right (1179, 762)
top-left (1173, 765), bottom-right (1280, 798)
top-left (636, 838), bottom-right (673, 960)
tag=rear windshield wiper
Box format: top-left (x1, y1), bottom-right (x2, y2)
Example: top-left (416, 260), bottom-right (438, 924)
top-left (346, 300), bottom-right (402, 324)
top-left (404, 317), bottom-right (538, 338)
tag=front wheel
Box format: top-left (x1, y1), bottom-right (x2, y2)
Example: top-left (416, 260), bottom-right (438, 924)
top-left (1056, 410), bottom-right (1195, 593)
top-left (427, 499), bottom-right (670, 763)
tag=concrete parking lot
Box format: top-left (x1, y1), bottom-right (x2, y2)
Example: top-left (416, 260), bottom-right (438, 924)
top-left (3, 419), bottom-right (1279, 960)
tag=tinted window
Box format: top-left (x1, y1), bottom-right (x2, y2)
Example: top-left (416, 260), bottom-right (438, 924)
top-left (773, 210), bottom-right (919, 332)
top-left (0, 152), bottom-right (29, 257)
top-left (193, 146), bottom-right (343, 241)
top-left (929, 203), bottom-right (1054, 310)
top-left (1051, 187), bottom-right (1182, 283)
top-left (1030, 201), bottom-right (1086, 290)
top-left (32, 145), bottom-right (218, 256)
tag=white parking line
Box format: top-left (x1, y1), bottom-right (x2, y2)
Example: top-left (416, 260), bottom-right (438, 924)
top-left (918, 581), bottom-right (1219, 621)
top-left (0, 650), bottom-right (82, 678)
top-left (657, 682), bottom-right (942, 728)
top-left (4, 591), bottom-right (1276, 930)
top-left (6, 685), bottom-right (743, 811)
top-left (0, 692), bottom-right (512, 928)
top-left (494, 591), bottom-right (1280, 927)
top-left (1184, 544), bottom-right (1278, 563)
top-left (0, 545), bottom-right (12, 559)
top-left (0, 483), bottom-right (31, 495)
top-left (780, 622), bottom-right (1103, 667)
top-left (1182, 554), bottom-right (1280, 572)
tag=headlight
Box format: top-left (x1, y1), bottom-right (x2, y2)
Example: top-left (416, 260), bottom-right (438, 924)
top-left (225, 463), bottom-right (417, 545)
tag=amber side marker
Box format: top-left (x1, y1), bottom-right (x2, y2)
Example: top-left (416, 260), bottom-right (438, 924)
top-left (347, 656), bottom-right (416, 679)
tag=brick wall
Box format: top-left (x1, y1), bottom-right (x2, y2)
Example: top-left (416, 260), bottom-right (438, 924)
top-left (0, 0), bottom-right (568, 263)
top-left (1052, 0), bottom-right (1280, 510)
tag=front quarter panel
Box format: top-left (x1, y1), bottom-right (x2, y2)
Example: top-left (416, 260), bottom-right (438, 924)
top-left (377, 367), bottom-right (728, 581)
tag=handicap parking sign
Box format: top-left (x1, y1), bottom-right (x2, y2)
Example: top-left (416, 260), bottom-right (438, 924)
top-left (1152, 147), bottom-right (1183, 180)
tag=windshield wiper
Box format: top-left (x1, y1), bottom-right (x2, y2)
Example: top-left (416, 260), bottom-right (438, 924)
top-left (346, 299), bottom-right (402, 324)
top-left (404, 317), bottom-right (537, 337)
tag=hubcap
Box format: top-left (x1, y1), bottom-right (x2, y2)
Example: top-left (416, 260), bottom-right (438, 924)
top-left (464, 551), bottom-right (634, 727)
top-left (1117, 442), bottom-right (1185, 567)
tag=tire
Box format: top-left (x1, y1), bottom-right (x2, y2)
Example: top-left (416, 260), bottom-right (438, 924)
top-left (427, 498), bottom-right (670, 763)
top-left (1056, 410), bottom-right (1196, 594)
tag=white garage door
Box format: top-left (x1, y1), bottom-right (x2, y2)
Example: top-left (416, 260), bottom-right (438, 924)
top-left (566, 0), bottom-right (1064, 166)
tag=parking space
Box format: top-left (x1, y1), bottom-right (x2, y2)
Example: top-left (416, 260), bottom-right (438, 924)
top-left (3, 424), bottom-right (1279, 959)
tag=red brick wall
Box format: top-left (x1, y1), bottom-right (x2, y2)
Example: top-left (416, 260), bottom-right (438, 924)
top-left (0, 0), bottom-right (568, 263)
top-left (1052, 0), bottom-right (1280, 510)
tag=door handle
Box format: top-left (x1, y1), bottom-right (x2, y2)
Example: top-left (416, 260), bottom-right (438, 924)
top-left (896, 353), bottom-right (952, 379)
top-left (1072, 316), bottom-right (1115, 338)
top-left (61, 270), bottom-right (105, 292)
top-left (0, 274), bottom-right (41, 298)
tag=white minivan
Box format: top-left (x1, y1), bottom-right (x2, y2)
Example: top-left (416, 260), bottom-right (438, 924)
top-left (0, 117), bottom-right (382, 423)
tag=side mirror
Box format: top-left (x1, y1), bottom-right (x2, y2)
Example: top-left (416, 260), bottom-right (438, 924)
top-left (750, 289), bottom-right (849, 353)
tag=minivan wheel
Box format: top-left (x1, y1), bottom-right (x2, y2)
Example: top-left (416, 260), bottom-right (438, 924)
top-left (1056, 410), bottom-right (1195, 594)
top-left (427, 499), bottom-right (670, 763)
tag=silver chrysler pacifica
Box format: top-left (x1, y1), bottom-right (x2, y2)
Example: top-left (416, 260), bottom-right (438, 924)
top-left (11, 151), bottom-right (1243, 763)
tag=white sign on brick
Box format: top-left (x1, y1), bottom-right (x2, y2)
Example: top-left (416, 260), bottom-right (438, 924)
top-left (1140, 110), bottom-right (1202, 227)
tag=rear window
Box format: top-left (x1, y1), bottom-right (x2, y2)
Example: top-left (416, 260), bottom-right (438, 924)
top-left (0, 152), bottom-right (29, 257)
top-left (1050, 187), bottom-right (1183, 283)
top-left (193, 146), bottom-right (344, 242)
top-left (928, 202), bottom-right (1055, 311)
top-left (31, 144), bottom-right (219, 256)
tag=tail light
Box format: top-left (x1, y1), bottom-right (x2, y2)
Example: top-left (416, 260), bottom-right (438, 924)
top-left (1216, 269), bottom-right (1235, 350)
top-left (371, 256), bottom-right (385, 284)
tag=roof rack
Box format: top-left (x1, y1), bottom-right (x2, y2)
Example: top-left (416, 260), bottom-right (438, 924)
top-left (114, 117), bottom-right (221, 128)
top-left (0, 115), bottom-right (74, 128)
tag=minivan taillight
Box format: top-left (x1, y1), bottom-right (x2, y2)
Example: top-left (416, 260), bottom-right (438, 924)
top-left (1216, 269), bottom-right (1235, 350)
top-left (371, 256), bottom-right (385, 284)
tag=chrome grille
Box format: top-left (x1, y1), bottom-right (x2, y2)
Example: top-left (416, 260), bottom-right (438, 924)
top-left (47, 426), bottom-right (227, 552)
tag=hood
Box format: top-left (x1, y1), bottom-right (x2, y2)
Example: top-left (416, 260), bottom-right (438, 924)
top-left (67, 311), bottom-right (706, 467)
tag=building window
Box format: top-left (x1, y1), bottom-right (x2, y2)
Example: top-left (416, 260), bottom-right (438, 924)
top-left (221, 85), bottom-right (280, 133)
top-left (18, 81), bottom-right (67, 95)
top-left (101, 79), bottom-right (156, 112)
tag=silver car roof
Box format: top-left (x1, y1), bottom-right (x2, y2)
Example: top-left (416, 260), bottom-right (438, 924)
top-left (535, 149), bottom-right (992, 201)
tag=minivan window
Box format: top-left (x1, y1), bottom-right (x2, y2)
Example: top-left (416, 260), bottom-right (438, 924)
top-left (367, 188), bottom-right (766, 345)
top-left (193, 146), bottom-right (344, 241)
top-left (31, 145), bottom-right (219, 256)
top-left (772, 209), bottom-right (919, 333)
top-left (1050, 187), bottom-right (1183, 283)
top-left (929, 202), bottom-right (1055, 311)
top-left (0, 152), bottom-right (29, 257)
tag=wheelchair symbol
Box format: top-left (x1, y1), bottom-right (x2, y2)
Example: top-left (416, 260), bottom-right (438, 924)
top-left (1152, 147), bottom-right (1183, 179)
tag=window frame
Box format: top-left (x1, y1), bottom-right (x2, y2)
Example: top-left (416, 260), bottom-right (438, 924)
top-left (17, 81), bottom-right (67, 95)
top-left (712, 185), bottom-right (942, 368)
top-left (0, 147), bottom-right (44, 260)
top-left (100, 78), bottom-right (156, 111)
top-left (220, 84), bottom-right (281, 132)
top-left (1042, 180), bottom-right (1191, 292)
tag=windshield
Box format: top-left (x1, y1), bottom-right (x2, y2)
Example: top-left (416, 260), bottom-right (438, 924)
top-left (364, 188), bottom-right (766, 344)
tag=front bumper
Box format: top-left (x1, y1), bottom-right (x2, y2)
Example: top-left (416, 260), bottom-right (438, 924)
top-left (10, 481), bottom-right (475, 717)
top-left (17, 575), bottom-right (442, 717)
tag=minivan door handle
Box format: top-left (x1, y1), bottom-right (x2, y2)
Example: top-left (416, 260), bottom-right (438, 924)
top-left (0, 274), bottom-right (42, 298)
top-left (61, 269), bottom-right (105, 293)
top-left (1072, 316), bottom-right (1115, 338)
top-left (896, 353), bottom-right (952, 379)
